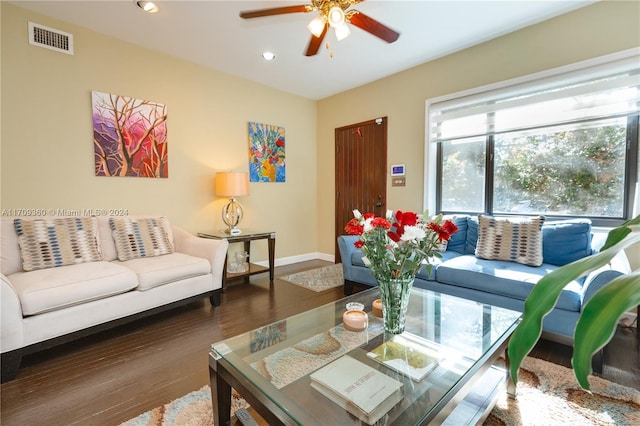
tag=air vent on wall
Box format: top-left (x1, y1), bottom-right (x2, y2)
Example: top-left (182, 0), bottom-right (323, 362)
top-left (28, 22), bottom-right (74, 55)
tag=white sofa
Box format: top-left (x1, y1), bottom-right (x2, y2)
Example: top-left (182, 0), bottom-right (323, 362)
top-left (1, 215), bottom-right (228, 382)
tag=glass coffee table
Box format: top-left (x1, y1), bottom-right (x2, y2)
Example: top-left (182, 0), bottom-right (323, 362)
top-left (209, 287), bottom-right (521, 425)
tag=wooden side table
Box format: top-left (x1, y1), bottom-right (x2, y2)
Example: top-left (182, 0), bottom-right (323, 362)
top-left (198, 230), bottom-right (275, 290)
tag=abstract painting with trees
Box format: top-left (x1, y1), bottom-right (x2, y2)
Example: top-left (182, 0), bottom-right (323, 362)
top-left (93, 91), bottom-right (168, 178)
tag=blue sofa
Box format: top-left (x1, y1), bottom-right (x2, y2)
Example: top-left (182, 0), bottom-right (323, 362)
top-left (338, 215), bottom-right (631, 344)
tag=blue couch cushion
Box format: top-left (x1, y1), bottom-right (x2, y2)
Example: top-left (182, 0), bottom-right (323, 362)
top-left (464, 216), bottom-right (479, 255)
top-left (435, 255), bottom-right (582, 312)
top-left (415, 250), bottom-right (463, 280)
top-left (445, 215), bottom-right (470, 255)
top-left (542, 219), bottom-right (592, 266)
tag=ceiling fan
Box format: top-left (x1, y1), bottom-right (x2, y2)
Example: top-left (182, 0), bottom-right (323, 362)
top-left (239, 0), bottom-right (400, 56)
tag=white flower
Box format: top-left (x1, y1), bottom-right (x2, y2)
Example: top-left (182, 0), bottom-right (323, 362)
top-left (352, 209), bottom-right (362, 219)
top-left (362, 256), bottom-right (371, 267)
top-left (363, 217), bottom-right (374, 232)
top-left (400, 225), bottom-right (426, 242)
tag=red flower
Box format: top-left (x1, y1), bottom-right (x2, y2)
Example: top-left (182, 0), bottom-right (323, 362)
top-left (344, 218), bottom-right (363, 235)
top-left (388, 210), bottom-right (418, 242)
top-left (371, 217), bottom-right (391, 229)
top-left (387, 230), bottom-right (401, 243)
top-left (443, 220), bottom-right (458, 235)
top-left (354, 240), bottom-right (365, 248)
top-left (396, 211), bottom-right (418, 226)
top-left (427, 222), bottom-right (452, 242)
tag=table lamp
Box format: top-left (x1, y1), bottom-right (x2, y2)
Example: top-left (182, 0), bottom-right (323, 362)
top-left (215, 171), bottom-right (250, 235)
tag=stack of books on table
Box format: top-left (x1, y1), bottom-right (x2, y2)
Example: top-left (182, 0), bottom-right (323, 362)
top-left (310, 355), bottom-right (403, 425)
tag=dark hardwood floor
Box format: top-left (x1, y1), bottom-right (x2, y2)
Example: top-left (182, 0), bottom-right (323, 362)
top-left (1, 259), bottom-right (638, 425)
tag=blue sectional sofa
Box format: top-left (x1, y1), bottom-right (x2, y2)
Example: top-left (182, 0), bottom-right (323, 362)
top-left (338, 215), bottom-right (631, 344)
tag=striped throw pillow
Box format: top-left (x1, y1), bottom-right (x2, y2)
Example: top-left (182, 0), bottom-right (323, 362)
top-left (475, 215), bottom-right (545, 267)
top-left (110, 217), bottom-right (174, 261)
top-left (14, 217), bottom-right (102, 271)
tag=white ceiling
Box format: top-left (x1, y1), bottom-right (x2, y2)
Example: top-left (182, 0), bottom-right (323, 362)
top-left (10, 0), bottom-right (596, 100)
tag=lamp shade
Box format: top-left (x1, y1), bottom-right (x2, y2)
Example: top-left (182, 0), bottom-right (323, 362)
top-left (307, 15), bottom-right (326, 37)
top-left (215, 172), bottom-right (249, 197)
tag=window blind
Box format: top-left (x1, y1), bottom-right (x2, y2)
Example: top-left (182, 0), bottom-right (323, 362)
top-left (429, 53), bottom-right (640, 143)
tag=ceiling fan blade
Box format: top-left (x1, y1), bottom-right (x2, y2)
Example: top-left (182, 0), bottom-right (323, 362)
top-left (240, 5), bottom-right (311, 19)
top-left (305, 23), bottom-right (328, 56)
top-left (348, 11), bottom-right (400, 43)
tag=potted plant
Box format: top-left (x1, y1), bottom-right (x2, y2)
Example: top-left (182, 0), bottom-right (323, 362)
top-left (508, 215), bottom-right (640, 389)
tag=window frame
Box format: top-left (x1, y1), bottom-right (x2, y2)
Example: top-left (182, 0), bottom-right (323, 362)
top-left (425, 49), bottom-right (640, 227)
top-left (434, 116), bottom-right (638, 227)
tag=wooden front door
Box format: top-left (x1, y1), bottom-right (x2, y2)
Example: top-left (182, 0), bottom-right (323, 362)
top-left (334, 117), bottom-right (388, 263)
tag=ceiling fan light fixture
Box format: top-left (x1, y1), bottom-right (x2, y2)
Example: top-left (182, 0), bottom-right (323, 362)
top-left (334, 22), bottom-right (350, 41)
top-left (307, 15), bottom-right (326, 37)
top-left (136, 1), bottom-right (158, 13)
top-left (327, 5), bottom-right (345, 27)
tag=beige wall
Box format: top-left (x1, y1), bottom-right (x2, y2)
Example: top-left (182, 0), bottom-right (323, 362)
top-left (2, 2), bottom-right (639, 267)
top-left (316, 0), bottom-right (640, 269)
top-left (1, 3), bottom-right (318, 264)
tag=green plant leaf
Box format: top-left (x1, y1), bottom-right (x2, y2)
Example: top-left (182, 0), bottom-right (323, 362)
top-left (508, 231), bottom-right (640, 385)
top-left (572, 272), bottom-right (640, 389)
top-left (601, 215), bottom-right (640, 251)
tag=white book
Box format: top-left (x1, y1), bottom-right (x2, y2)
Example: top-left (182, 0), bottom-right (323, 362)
top-left (310, 355), bottom-right (403, 425)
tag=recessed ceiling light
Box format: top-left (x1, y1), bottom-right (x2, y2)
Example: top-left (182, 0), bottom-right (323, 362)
top-left (136, 1), bottom-right (159, 13)
top-left (262, 51), bottom-right (276, 61)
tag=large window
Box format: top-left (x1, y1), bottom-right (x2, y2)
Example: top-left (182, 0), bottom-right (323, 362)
top-left (428, 50), bottom-right (640, 226)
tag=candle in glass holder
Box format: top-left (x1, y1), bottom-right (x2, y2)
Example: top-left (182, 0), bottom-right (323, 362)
top-left (343, 309), bottom-right (368, 331)
top-left (372, 299), bottom-right (383, 318)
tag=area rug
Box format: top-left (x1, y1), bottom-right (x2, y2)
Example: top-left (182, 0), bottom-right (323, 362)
top-left (278, 263), bottom-right (343, 292)
top-left (120, 356), bottom-right (640, 426)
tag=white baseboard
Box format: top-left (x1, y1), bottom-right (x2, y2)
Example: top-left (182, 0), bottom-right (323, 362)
top-left (253, 252), bottom-right (335, 268)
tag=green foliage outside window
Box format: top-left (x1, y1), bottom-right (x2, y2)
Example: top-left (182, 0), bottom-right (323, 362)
top-left (494, 120), bottom-right (626, 216)
top-left (439, 117), bottom-right (633, 220)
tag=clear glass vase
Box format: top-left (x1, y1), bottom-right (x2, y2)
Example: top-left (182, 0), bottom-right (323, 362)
top-left (377, 275), bottom-right (414, 334)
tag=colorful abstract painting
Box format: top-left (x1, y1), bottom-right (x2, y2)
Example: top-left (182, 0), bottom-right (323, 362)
top-left (248, 121), bottom-right (285, 182)
top-left (92, 91), bottom-right (168, 178)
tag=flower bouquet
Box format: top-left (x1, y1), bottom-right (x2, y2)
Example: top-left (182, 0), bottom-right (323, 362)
top-left (345, 210), bottom-right (458, 333)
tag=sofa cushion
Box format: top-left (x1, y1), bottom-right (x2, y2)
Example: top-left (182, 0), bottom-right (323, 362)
top-left (415, 250), bottom-right (463, 281)
top-left (8, 261), bottom-right (138, 315)
top-left (115, 252), bottom-right (211, 291)
top-left (444, 215), bottom-right (469, 255)
top-left (110, 217), bottom-right (174, 261)
top-left (542, 219), bottom-right (592, 266)
top-left (435, 255), bottom-right (582, 312)
top-left (14, 217), bottom-right (102, 272)
top-left (475, 215), bottom-right (545, 267)
top-left (464, 217), bottom-right (479, 255)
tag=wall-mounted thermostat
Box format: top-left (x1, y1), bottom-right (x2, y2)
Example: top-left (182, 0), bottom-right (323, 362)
top-left (391, 164), bottom-right (405, 176)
